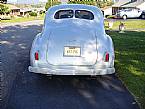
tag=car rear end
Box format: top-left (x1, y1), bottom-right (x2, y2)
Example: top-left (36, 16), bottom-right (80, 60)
top-left (28, 4), bottom-right (115, 75)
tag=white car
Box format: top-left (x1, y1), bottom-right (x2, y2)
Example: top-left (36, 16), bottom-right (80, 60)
top-left (116, 8), bottom-right (142, 20)
top-left (28, 4), bottom-right (115, 75)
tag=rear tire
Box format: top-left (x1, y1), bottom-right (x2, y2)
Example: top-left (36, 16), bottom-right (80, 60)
top-left (141, 14), bottom-right (145, 19)
top-left (122, 15), bottom-right (127, 20)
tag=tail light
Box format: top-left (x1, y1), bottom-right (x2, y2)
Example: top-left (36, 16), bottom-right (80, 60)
top-left (105, 52), bottom-right (109, 62)
top-left (35, 52), bottom-right (39, 60)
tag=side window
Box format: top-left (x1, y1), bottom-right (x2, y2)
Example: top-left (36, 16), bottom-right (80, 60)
top-left (75, 10), bottom-right (94, 20)
top-left (54, 10), bottom-right (74, 19)
top-left (124, 9), bottom-right (131, 12)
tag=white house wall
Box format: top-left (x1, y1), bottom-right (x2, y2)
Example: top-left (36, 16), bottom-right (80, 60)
top-left (137, 2), bottom-right (145, 11)
top-left (103, 7), bottom-right (112, 16)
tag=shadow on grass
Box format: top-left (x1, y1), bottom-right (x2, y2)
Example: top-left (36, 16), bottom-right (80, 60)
top-left (107, 31), bottom-right (145, 109)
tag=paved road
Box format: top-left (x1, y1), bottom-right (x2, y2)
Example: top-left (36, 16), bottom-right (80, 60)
top-left (1, 21), bottom-right (140, 109)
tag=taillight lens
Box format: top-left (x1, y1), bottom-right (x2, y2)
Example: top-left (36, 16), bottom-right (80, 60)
top-left (35, 52), bottom-right (39, 60)
top-left (105, 52), bottom-right (109, 62)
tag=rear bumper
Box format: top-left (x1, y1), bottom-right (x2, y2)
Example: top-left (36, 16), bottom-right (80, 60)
top-left (28, 66), bottom-right (115, 75)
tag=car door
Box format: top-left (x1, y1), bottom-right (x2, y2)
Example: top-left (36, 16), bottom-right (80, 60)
top-left (126, 9), bottom-right (133, 18)
top-left (132, 9), bottom-right (141, 18)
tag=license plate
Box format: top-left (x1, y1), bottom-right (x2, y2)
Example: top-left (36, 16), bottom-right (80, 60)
top-left (64, 46), bottom-right (81, 57)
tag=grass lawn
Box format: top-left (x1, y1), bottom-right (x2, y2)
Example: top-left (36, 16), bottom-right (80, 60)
top-left (1, 14), bottom-right (45, 23)
top-left (107, 31), bottom-right (145, 109)
top-left (105, 19), bottom-right (145, 30)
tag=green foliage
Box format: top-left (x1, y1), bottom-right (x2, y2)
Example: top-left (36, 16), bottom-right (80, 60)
top-left (68, 0), bottom-right (113, 8)
top-left (0, 0), bottom-right (7, 4)
top-left (98, 1), bottom-right (113, 8)
top-left (0, 4), bottom-right (10, 14)
top-left (29, 11), bottom-right (37, 16)
top-left (68, 0), bottom-right (96, 6)
top-left (105, 15), bottom-right (115, 19)
top-left (45, 0), bottom-right (61, 11)
top-left (39, 10), bottom-right (45, 14)
top-left (45, 0), bottom-right (113, 10)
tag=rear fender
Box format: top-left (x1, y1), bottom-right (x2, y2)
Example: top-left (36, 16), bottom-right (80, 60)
top-left (30, 33), bottom-right (42, 66)
top-left (105, 34), bottom-right (115, 67)
top-left (96, 34), bottom-right (114, 67)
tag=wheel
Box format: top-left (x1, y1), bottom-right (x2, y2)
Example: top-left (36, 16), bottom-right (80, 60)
top-left (141, 14), bottom-right (145, 19)
top-left (122, 15), bottom-right (127, 20)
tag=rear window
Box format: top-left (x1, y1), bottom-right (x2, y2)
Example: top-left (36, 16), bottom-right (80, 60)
top-left (54, 10), bottom-right (73, 19)
top-left (75, 10), bottom-right (94, 20)
top-left (54, 10), bottom-right (94, 20)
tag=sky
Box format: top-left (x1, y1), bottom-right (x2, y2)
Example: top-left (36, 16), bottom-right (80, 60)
top-left (7, 0), bottom-right (48, 4)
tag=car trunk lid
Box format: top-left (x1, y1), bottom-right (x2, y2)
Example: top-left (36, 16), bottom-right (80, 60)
top-left (46, 26), bottom-right (97, 66)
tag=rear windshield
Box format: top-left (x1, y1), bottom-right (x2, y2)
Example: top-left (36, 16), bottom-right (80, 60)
top-left (54, 10), bottom-right (94, 20)
top-left (75, 10), bottom-right (94, 20)
top-left (54, 10), bottom-right (73, 19)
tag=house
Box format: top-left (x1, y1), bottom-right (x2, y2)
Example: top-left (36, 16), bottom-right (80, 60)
top-left (121, 0), bottom-right (145, 11)
top-left (102, 0), bottom-right (145, 17)
top-left (34, 7), bottom-right (46, 13)
top-left (112, 0), bottom-right (129, 14)
top-left (112, 0), bottom-right (145, 15)
top-left (10, 5), bottom-right (20, 16)
top-left (4, 4), bottom-right (21, 16)
top-left (20, 8), bottom-right (32, 16)
top-left (101, 6), bottom-right (112, 17)
top-left (31, 7), bottom-right (46, 15)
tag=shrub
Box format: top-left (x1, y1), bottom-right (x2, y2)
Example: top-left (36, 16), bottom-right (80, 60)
top-left (68, 0), bottom-right (114, 8)
top-left (29, 12), bottom-right (37, 16)
top-left (0, 4), bottom-right (10, 15)
top-left (68, 0), bottom-right (96, 6)
top-left (45, 0), bottom-right (114, 10)
top-left (106, 15), bottom-right (115, 19)
top-left (39, 10), bottom-right (45, 14)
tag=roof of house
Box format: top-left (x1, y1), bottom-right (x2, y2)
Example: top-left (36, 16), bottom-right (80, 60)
top-left (112, 0), bottom-right (129, 7)
top-left (112, 0), bottom-right (145, 8)
top-left (30, 7), bottom-right (46, 12)
top-left (20, 8), bottom-right (32, 12)
top-left (121, 0), bottom-right (145, 7)
top-left (4, 4), bottom-right (20, 10)
top-left (101, 6), bottom-right (112, 10)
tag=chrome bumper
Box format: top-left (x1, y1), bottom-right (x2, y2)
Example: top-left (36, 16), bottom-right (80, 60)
top-left (28, 66), bottom-right (115, 75)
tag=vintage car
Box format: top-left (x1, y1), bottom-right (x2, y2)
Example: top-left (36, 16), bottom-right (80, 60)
top-left (28, 4), bottom-right (115, 75)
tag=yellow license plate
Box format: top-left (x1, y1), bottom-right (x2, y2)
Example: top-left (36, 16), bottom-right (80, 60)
top-left (64, 46), bottom-right (81, 57)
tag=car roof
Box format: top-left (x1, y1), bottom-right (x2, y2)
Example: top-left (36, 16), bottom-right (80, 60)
top-left (48, 4), bottom-right (100, 12)
top-left (43, 4), bottom-right (105, 35)
top-left (45, 4), bottom-right (103, 22)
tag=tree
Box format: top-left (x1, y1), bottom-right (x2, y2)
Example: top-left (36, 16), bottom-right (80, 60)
top-left (0, 0), bottom-right (7, 3)
top-left (0, 4), bottom-right (10, 15)
top-left (45, 0), bottom-right (113, 10)
top-left (68, 0), bottom-right (97, 6)
top-left (68, 0), bottom-right (113, 8)
top-left (45, 0), bottom-right (61, 11)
